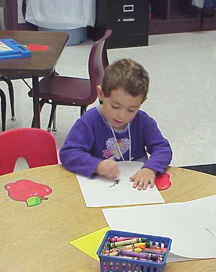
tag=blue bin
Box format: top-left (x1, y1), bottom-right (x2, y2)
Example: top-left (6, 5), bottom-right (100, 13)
top-left (97, 230), bottom-right (172, 272)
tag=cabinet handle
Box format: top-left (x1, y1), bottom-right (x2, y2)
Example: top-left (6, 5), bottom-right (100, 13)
top-left (123, 5), bottom-right (134, 12)
top-left (122, 18), bottom-right (135, 22)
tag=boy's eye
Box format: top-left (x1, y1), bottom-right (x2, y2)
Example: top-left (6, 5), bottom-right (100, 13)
top-left (111, 105), bottom-right (119, 109)
top-left (128, 109), bottom-right (135, 113)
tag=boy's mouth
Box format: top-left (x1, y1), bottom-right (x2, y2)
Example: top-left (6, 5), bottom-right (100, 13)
top-left (113, 119), bottom-right (123, 125)
top-left (112, 119), bottom-right (126, 129)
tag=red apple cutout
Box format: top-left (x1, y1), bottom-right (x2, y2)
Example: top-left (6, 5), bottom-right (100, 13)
top-left (4, 179), bottom-right (52, 207)
top-left (155, 173), bottom-right (171, 191)
top-left (26, 44), bottom-right (50, 51)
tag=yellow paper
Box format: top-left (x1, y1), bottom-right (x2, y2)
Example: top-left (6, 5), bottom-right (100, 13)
top-left (69, 227), bottom-right (109, 260)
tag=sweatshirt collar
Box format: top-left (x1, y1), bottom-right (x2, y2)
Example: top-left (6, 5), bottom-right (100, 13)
top-left (96, 106), bottom-right (129, 133)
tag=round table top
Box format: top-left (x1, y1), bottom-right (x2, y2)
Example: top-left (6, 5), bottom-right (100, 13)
top-left (0, 165), bottom-right (216, 272)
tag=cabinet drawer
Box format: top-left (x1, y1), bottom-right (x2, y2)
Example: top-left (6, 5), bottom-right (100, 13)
top-left (107, 32), bottom-right (148, 48)
top-left (106, 0), bottom-right (149, 35)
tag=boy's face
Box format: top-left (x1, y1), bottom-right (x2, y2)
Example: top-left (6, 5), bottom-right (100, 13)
top-left (97, 86), bottom-right (144, 130)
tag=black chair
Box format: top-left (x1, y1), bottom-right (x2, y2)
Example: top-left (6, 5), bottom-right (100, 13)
top-left (0, 88), bottom-right (6, 131)
top-left (0, 75), bottom-right (15, 121)
top-left (0, 74), bottom-right (16, 131)
top-left (28, 30), bottom-right (112, 131)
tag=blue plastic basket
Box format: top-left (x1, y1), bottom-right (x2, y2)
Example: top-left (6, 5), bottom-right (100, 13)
top-left (97, 230), bottom-right (172, 272)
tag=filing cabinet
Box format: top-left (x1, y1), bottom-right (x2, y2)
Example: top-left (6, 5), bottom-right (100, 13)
top-left (95, 0), bottom-right (149, 48)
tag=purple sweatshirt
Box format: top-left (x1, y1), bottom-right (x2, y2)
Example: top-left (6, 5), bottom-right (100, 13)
top-left (59, 107), bottom-right (172, 178)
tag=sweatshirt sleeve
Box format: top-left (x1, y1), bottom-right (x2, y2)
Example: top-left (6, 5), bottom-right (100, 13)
top-left (142, 116), bottom-right (172, 174)
top-left (59, 119), bottom-right (102, 178)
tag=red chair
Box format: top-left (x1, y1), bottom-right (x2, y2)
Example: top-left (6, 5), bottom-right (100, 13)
top-left (0, 128), bottom-right (58, 176)
top-left (28, 29), bottom-right (112, 131)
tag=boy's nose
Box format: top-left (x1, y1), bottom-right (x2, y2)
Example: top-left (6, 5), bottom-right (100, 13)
top-left (117, 110), bottom-right (126, 120)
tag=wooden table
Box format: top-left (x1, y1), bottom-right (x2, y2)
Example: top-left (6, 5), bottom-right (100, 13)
top-left (0, 165), bottom-right (216, 272)
top-left (0, 31), bottom-right (68, 128)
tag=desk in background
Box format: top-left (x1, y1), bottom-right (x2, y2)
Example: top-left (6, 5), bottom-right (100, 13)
top-left (0, 165), bottom-right (216, 272)
top-left (0, 30), bottom-right (68, 128)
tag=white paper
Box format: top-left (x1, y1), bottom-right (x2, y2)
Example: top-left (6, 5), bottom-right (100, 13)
top-left (0, 42), bottom-right (12, 52)
top-left (77, 161), bottom-right (164, 207)
top-left (192, 0), bottom-right (204, 8)
top-left (167, 252), bottom-right (194, 263)
top-left (102, 195), bottom-right (216, 259)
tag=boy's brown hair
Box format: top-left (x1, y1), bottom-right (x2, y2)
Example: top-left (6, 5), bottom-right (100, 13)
top-left (102, 58), bottom-right (149, 101)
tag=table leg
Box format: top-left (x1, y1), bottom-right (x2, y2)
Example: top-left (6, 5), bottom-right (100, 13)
top-left (32, 76), bottom-right (41, 128)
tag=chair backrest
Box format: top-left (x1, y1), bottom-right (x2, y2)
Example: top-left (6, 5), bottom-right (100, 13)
top-left (0, 128), bottom-right (58, 176)
top-left (88, 29), bottom-right (112, 105)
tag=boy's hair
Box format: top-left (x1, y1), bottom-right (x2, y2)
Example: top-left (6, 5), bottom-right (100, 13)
top-left (102, 58), bottom-right (149, 101)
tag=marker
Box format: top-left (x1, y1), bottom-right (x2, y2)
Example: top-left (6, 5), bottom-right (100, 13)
top-left (108, 237), bottom-right (147, 249)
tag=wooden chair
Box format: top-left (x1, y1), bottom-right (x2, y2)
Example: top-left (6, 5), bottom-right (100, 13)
top-left (0, 128), bottom-right (58, 176)
top-left (28, 29), bottom-right (112, 131)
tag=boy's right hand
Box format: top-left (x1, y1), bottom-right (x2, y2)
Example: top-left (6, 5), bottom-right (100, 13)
top-left (96, 159), bottom-right (120, 180)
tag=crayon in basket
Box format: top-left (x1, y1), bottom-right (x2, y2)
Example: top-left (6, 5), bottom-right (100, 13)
top-left (107, 237), bottom-right (147, 249)
top-left (118, 250), bottom-right (164, 262)
top-left (104, 243), bottom-right (167, 256)
top-left (97, 231), bottom-right (172, 272)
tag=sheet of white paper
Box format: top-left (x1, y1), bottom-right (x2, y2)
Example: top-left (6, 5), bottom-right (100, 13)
top-left (76, 161), bottom-right (164, 207)
top-left (0, 42), bottom-right (12, 52)
top-left (167, 252), bottom-right (195, 263)
top-left (102, 195), bottom-right (216, 258)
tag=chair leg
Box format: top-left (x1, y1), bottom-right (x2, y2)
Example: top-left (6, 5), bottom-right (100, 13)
top-left (52, 109), bottom-right (57, 132)
top-left (31, 98), bottom-right (47, 128)
top-left (0, 88), bottom-right (6, 131)
top-left (80, 105), bottom-right (87, 116)
top-left (47, 103), bottom-right (57, 132)
top-left (7, 79), bottom-right (15, 120)
top-left (0, 76), bottom-right (15, 120)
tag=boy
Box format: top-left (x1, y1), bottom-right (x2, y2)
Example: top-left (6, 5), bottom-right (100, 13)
top-left (60, 59), bottom-right (172, 190)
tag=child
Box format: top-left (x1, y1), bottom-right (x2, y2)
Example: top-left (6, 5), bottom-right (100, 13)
top-left (60, 59), bottom-right (172, 190)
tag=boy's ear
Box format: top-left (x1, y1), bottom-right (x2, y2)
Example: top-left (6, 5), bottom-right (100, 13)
top-left (97, 85), bottom-right (104, 101)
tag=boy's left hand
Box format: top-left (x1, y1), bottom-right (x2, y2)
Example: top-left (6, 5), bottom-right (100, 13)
top-left (130, 168), bottom-right (156, 190)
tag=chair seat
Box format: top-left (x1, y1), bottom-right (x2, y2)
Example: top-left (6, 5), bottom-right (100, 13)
top-left (28, 29), bottom-right (112, 131)
top-left (29, 73), bottom-right (92, 105)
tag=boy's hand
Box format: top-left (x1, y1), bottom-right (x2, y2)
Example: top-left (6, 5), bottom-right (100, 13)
top-left (96, 159), bottom-right (120, 180)
top-left (130, 168), bottom-right (156, 190)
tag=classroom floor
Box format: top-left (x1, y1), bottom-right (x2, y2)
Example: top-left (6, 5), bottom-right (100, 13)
top-left (2, 30), bottom-right (216, 170)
